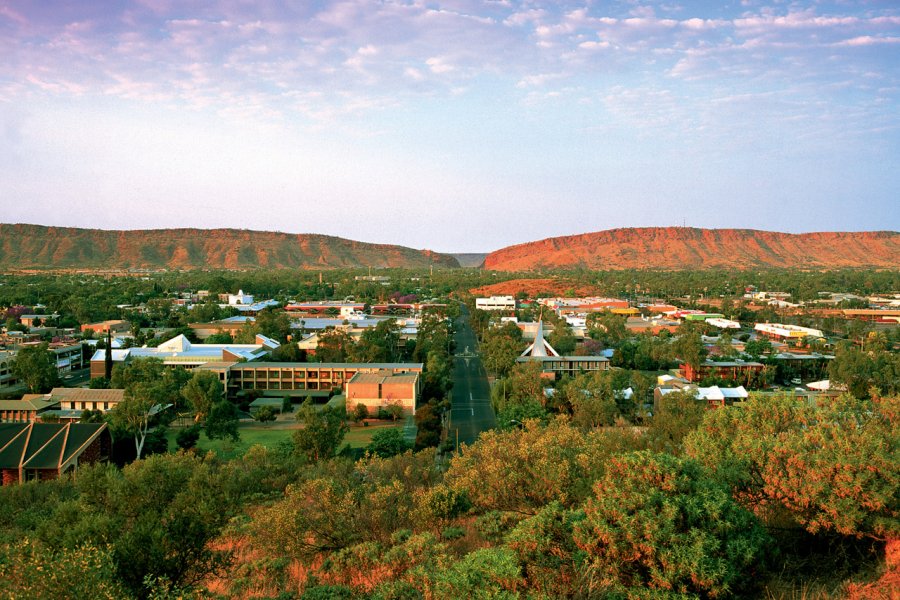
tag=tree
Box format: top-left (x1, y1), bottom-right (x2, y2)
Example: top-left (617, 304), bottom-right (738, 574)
top-left (315, 329), bottom-right (355, 363)
top-left (548, 321), bottom-right (576, 355)
top-left (254, 405), bottom-right (278, 423)
top-left (293, 401), bottom-right (348, 463)
top-left (744, 337), bottom-right (772, 360)
top-left (354, 319), bottom-right (401, 362)
top-left (104, 330), bottom-right (113, 380)
top-left (366, 428), bottom-right (412, 458)
top-left (11, 343), bottom-right (59, 393)
top-left (176, 424), bottom-right (201, 450)
top-left (671, 329), bottom-right (706, 371)
top-left (351, 401), bottom-right (369, 423)
top-left (182, 370), bottom-right (223, 423)
top-left (573, 451), bottom-right (770, 598)
top-left (254, 308), bottom-right (292, 342)
top-left (586, 311), bottom-right (627, 346)
top-left (108, 358), bottom-right (186, 460)
top-left (109, 381), bottom-right (171, 460)
top-left (206, 400), bottom-right (240, 442)
top-left (646, 389), bottom-right (705, 454)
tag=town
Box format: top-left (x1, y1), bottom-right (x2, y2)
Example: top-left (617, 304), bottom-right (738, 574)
top-left (0, 265), bottom-right (897, 597)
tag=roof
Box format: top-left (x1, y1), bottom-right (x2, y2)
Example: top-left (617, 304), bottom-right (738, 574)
top-left (0, 422), bottom-right (107, 472)
top-left (0, 395), bottom-right (60, 412)
top-left (347, 371), bottom-right (420, 385)
top-left (237, 362), bottom-right (424, 370)
top-left (91, 334), bottom-right (276, 364)
top-left (45, 388), bottom-right (125, 403)
top-left (520, 320), bottom-right (559, 358)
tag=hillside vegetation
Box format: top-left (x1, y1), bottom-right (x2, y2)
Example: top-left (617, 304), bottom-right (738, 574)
top-left (0, 224), bottom-right (459, 271)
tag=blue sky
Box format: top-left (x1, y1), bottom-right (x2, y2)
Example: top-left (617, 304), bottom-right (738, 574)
top-left (1, 1), bottom-right (898, 252)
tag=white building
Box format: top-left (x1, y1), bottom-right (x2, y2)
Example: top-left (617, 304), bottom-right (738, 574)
top-left (755, 323), bottom-right (824, 340)
top-left (706, 318), bottom-right (741, 329)
top-left (228, 289), bottom-right (254, 306)
top-left (475, 296), bottom-right (516, 311)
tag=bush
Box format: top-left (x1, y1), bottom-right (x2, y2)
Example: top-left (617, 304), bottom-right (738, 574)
top-left (366, 428), bottom-right (411, 458)
top-left (175, 425), bottom-right (200, 450)
top-left (574, 451), bottom-right (770, 597)
top-left (255, 406), bottom-right (278, 423)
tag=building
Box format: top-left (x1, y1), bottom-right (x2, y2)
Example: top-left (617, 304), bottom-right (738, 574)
top-left (655, 385), bottom-right (749, 410)
top-left (90, 333), bottom-right (279, 378)
top-left (188, 316), bottom-right (254, 340)
top-left (516, 320), bottom-right (609, 378)
top-left (0, 351), bottom-right (16, 388)
top-left (20, 314), bottom-right (59, 328)
top-left (285, 301), bottom-right (367, 316)
top-left (681, 359), bottom-right (765, 384)
top-left (755, 323), bottom-right (824, 340)
top-left (0, 395), bottom-right (60, 423)
top-left (199, 361), bottom-right (425, 399)
top-left (706, 318), bottom-right (741, 329)
top-left (0, 422), bottom-right (110, 485)
top-left (81, 320), bottom-right (132, 335)
top-left (475, 296), bottom-right (516, 312)
top-left (38, 388), bottom-right (126, 420)
top-left (345, 371), bottom-right (420, 416)
top-left (227, 290), bottom-right (254, 306)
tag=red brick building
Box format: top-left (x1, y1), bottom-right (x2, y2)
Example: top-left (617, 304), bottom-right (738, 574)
top-left (0, 422), bottom-right (110, 485)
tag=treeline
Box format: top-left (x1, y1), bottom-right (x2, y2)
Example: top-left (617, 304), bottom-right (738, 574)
top-left (1, 392), bottom-right (896, 598)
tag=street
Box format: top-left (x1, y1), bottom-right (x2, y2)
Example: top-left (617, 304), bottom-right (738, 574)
top-left (449, 304), bottom-right (495, 448)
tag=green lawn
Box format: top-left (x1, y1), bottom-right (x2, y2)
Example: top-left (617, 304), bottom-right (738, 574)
top-left (166, 425), bottom-right (295, 461)
top-left (166, 420), bottom-right (403, 459)
top-left (344, 422), bottom-right (404, 449)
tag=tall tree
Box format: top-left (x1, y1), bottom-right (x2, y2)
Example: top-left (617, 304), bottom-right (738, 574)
top-left (292, 400), bottom-right (348, 463)
top-left (205, 400), bottom-right (240, 442)
top-left (182, 370), bottom-right (224, 423)
top-left (11, 343), bottom-right (59, 393)
top-left (104, 329), bottom-right (113, 380)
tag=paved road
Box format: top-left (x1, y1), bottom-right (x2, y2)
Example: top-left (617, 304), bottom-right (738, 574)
top-left (449, 305), bottom-right (495, 448)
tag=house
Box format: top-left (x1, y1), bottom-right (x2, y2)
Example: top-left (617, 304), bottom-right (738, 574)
top-left (345, 371), bottom-right (420, 416)
top-left (0, 422), bottom-right (110, 485)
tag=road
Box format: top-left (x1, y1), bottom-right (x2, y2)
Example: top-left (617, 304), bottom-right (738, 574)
top-left (449, 305), bottom-right (495, 448)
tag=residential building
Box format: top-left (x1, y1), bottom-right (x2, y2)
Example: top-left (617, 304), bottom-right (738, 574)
top-left (345, 371), bottom-right (420, 416)
top-left (0, 396), bottom-right (59, 422)
top-left (655, 385), bottom-right (749, 410)
top-left (0, 422), bottom-right (110, 485)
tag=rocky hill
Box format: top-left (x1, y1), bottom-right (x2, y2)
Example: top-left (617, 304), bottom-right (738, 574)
top-left (0, 224), bottom-right (460, 271)
top-left (483, 228), bottom-right (900, 271)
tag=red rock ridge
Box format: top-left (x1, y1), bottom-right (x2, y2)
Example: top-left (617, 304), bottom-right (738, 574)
top-left (483, 228), bottom-right (900, 271)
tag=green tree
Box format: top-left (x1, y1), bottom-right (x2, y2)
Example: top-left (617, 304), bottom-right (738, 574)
top-left (254, 405), bottom-right (278, 423)
top-left (353, 319), bottom-right (401, 362)
top-left (573, 451), bottom-right (770, 598)
top-left (315, 329), bottom-right (355, 363)
top-left (254, 308), bottom-right (292, 342)
top-left (293, 400), bottom-right (348, 463)
top-left (176, 424), bottom-right (201, 450)
top-left (182, 369), bottom-right (223, 423)
top-left (351, 401), bottom-right (369, 423)
top-left (646, 389), bottom-right (706, 455)
top-left (548, 320), bottom-right (576, 355)
top-left (366, 428), bottom-right (412, 458)
top-left (11, 342), bottom-right (60, 393)
top-left (206, 400), bottom-right (240, 441)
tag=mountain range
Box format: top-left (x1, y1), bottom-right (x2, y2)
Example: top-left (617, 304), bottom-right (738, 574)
top-left (1, 224), bottom-right (897, 272)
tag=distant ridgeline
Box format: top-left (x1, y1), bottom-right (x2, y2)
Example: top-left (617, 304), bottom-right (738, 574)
top-left (0, 224), bottom-right (460, 271)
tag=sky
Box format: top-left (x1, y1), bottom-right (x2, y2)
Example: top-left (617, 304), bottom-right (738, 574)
top-left (0, 1), bottom-right (898, 253)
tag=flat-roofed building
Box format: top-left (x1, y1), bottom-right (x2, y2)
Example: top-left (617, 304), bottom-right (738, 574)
top-left (681, 359), bottom-right (765, 384)
top-left (217, 361), bottom-right (424, 399)
top-left (345, 371), bottom-right (420, 416)
top-left (81, 320), bottom-right (132, 334)
top-left (0, 351), bottom-right (16, 388)
top-left (90, 333), bottom-right (279, 378)
top-left (475, 296), bottom-right (516, 311)
top-left (0, 396), bottom-right (60, 423)
top-left (755, 323), bottom-right (824, 340)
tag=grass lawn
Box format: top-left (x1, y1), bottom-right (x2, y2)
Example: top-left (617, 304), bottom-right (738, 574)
top-left (166, 420), bottom-right (404, 459)
top-left (344, 422), bottom-right (403, 449)
top-left (166, 424), bottom-right (295, 461)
